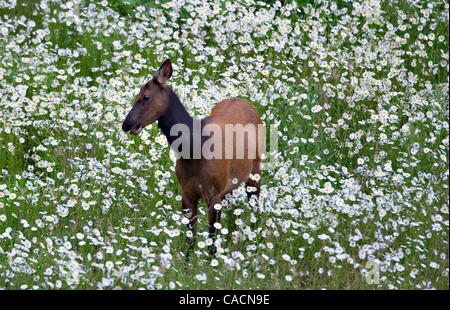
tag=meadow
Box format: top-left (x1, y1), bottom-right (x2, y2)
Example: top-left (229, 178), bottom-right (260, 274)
top-left (0, 0), bottom-right (448, 289)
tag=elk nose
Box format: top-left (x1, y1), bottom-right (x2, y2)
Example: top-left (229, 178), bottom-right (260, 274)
top-left (122, 121), bottom-right (131, 132)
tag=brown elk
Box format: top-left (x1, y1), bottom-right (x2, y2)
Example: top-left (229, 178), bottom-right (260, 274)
top-left (122, 59), bottom-right (265, 249)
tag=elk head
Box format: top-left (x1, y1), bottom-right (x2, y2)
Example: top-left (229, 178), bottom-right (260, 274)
top-left (122, 59), bottom-right (173, 135)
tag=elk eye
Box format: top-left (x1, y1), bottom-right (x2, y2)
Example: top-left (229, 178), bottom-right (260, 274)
top-left (143, 95), bottom-right (150, 100)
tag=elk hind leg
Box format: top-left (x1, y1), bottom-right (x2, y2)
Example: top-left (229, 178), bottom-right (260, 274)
top-left (245, 159), bottom-right (262, 200)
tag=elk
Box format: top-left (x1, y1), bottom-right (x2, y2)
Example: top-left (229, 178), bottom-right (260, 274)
top-left (122, 59), bottom-right (265, 249)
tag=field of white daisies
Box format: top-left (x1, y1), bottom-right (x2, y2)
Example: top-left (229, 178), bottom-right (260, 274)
top-left (0, 0), bottom-right (448, 290)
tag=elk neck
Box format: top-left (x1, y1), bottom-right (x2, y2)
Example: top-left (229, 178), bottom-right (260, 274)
top-left (157, 88), bottom-right (197, 148)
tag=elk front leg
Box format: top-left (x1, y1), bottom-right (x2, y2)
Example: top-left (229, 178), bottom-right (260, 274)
top-left (182, 194), bottom-right (198, 251)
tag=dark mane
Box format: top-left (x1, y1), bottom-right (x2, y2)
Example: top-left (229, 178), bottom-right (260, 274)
top-left (157, 87), bottom-right (194, 146)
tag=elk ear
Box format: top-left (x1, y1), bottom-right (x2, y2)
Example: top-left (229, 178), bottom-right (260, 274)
top-left (154, 59), bottom-right (172, 85)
